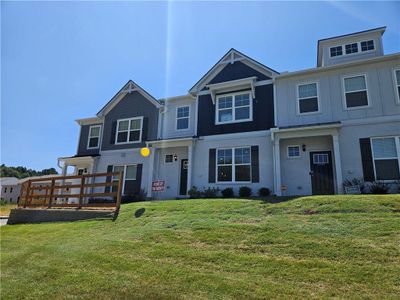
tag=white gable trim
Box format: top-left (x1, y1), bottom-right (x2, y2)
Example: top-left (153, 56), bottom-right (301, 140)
top-left (189, 49), bottom-right (279, 94)
top-left (206, 76), bottom-right (257, 104)
top-left (97, 80), bottom-right (161, 117)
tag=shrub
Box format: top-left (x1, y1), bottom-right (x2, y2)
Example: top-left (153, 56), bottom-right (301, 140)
top-left (369, 181), bottom-right (389, 194)
top-left (202, 187), bottom-right (220, 198)
top-left (121, 189), bottom-right (147, 203)
top-left (188, 186), bottom-right (202, 199)
top-left (258, 187), bottom-right (271, 197)
top-left (221, 188), bottom-right (234, 198)
top-left (343, 178), bottom-right (366, 193)
top-left (239, 186), bottom-right (252, 197)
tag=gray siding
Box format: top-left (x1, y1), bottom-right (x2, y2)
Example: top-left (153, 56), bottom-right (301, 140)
top-left (275, 58), bottom-right (400, 128)
top-left (77, 123), bottom-right (102, 156)
top-left (101, 91), bottom-right (159, 151)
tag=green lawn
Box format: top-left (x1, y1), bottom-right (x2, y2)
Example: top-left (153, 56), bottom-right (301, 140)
top-left (1, 195), bottom-right (400, 299)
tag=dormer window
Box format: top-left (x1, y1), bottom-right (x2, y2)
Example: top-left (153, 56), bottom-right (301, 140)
top-left (361, 40), bottom-right (374, 52)
top-left (330, 46), bottom-right (342, 57)
top-left (215, 91), bottom-right (252, 125)
top-left (345, 43), bottom-right (358, 54)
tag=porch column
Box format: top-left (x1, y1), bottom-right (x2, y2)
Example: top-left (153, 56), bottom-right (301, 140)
top-left (332, 134), bottom-right (344, 194)
top-left (187, 144), bottom-right (193, 195)
top-left (146, 147), bottom-right (155, 198)
top-left (273, 138), bottom-right (282, 196)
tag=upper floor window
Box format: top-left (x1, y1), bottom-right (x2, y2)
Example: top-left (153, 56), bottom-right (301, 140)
top-left (371, 137), bottom-right (400, 180)
top-left (361, 40), bottom-right (374, 52)
top-left (345, 43), bottom-right (358, 55)
top-left (297, 82), bottom-right (319, 114)
top-left (176, 106), bottom-right (190, 130)
top-left (330, 46), bottom-right (343, 57)
top-left (116, 117), bottom-right (143, 144)
top-left (343, 75), bottom-right (369, 109)
top-left (87, 125), bottom-right (101, 149)
top-left (394, 69), bottom-right (400, 103)
top-left (216, 92), bottom-right (252, 125)
top-left (217, 147), bottom-right (251, 182)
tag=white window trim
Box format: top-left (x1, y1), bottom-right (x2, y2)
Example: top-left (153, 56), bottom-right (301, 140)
top-left (296, 81), bottom-right (321, 115)
top-left (115, 116), bottom-right (143, 145)
top-left (287, 145), bottom-right (301, 159)
top-left (164, 154), bottom-right (174, 164)
top-left (216, 146), bottom-right (252, 184)
top-left (392, 67), bottom-right (400, 105)
top-left (329, 39), bottom-right (375, 58)
top-left (342, 73), bottom-right (370, 110)
top-left (370, 136), bottom-right (400, 182)
top-left (175, 105), bottom-right (190, 131)
top-left (215, 91), bottom-right (253, 125)
top-left (87, 125), bottom-right (102, 149)
top-left (113, 164), bottom-right (138, 194)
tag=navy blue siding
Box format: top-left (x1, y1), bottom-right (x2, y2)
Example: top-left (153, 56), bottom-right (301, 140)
top-left (209, 61), bottom-right (270, 85)
top-left (197, 84), bottom-right (274, 136)
top-left (77, 123), bottom-right (102, 156)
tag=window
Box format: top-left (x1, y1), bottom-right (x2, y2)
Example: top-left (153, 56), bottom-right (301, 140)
top-left (361, 40), bottom-right (374, 52)
top-left (345, 43), bottom-right (358, 55)
top-left (330, 46), bottom-right (343, 57)
top-left (4, 187), bottom-right (7, 193)
top-left (87, 125), bottom-right (101, 149)
top-left (113, 165), bottom-right (138, 193)
top-left (287, 146), bottom-right (300, 158)
top-left (116, 117), bottom-right (142, 144)
top-left (217, 147), bottom-right (251, 182)
top-left (394, 69), bottom-right (400, 103)
top-left (10, 187), bottom-right (13, 193)
top-left (176, 106), bottom-right (189, 130)
top-left (313, 153), bottom-right (329, 165)
top-left (343, 75), bottom-right (369, 108)
top-left (371, 137), bottom-right (400, 180)
top-left (77, 168), bottom-right (87, 175)
top-left (216, 92), bottom-right (252, 124)
top-left (165, 154), bottom-right (174, 163)
top-left (298, 83), bottom-right (319, 114)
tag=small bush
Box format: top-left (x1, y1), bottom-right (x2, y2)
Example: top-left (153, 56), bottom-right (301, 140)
top-left (239, 186), bottom-right (252, 197)
top-left (369, 181), bottom-right (389, 194)
top-left (343, 178), bottom-right (366, 193)
top-left (188, 186), bottom-right (202, 199)
top-left (258, 187), bottom-right (271, 197)
top-left (122, 189), bottom-right (147, 203)
top-left (221, 188), bottom-right (234, 198)
top-left (203, 187), bottom-right (220, 198)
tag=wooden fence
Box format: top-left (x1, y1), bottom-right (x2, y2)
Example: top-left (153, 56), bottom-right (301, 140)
top-left (18, 172), bottom-right (123, 210)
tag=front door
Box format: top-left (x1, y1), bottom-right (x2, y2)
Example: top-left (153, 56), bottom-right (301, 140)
top-left (179, 159), bottom-right (188, 195)
top-left (309, 151), bottom-right (334, 195)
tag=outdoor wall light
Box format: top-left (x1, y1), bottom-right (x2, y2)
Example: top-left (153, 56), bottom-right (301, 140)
top-left (174, 154), bottom-right (178, 161)
top-left (302, 144), bottom-right (306, 152)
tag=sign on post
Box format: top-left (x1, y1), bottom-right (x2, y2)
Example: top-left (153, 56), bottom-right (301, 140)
top-left (152, 180), bottom-right (165, 192)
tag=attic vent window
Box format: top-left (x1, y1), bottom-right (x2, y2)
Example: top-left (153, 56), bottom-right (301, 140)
top-left (345, 43), bottom-right (358, 54)
top-left (361, 40), bottom-right (374, 51)
top-left (330, 46), bottom-right (343, 57)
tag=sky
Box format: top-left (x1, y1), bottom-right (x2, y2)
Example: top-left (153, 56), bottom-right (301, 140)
top-left (1, 1), bottom-right (400, 171)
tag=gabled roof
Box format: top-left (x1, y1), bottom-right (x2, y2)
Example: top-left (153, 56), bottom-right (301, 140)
top-left (317, 27), bottom-right (386, 67)
top-left (97, 80), bottom-right (161, 116)
top-left (189, 48), bottom-right (279, 94)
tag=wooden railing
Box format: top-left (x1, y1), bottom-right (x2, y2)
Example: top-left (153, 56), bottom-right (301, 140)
top-left (18, 172), bottom-right (123, 210)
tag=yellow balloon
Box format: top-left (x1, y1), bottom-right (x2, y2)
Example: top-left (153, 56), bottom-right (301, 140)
top-left (140, 147), bottom-right (150, 157)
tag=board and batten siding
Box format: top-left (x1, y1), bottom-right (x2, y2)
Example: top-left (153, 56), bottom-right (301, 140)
top-left (275, 58), bottom-right (400, 128)
top-left (101, 91), bottom-right (159, 151)
top-left (197, 84), bottom-right (274, 136)
top-left (77, 123), bottom-right (102, 156)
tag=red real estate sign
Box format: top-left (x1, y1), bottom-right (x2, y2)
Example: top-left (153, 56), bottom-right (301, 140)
top-left (152, 180), bottom-right (165, 192)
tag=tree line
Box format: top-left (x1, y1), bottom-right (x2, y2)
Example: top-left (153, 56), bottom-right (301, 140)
top-left (0, 164), bottom-right (58, 179)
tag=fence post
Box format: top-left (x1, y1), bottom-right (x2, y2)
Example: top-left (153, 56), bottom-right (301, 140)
top-left (116, 172), bottom-right (123, 210)
top-left (78, 176), bottom-right (85, 209)
top-left (48, 179), bottom-right (55, 208)
top-left (24, 180), bottom-right (31, 208)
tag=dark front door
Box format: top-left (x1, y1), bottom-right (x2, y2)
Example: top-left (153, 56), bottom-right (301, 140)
top-left (179, 159), bottom-right (188, 195)
top-left (309, 151), bottom-right (334, 195)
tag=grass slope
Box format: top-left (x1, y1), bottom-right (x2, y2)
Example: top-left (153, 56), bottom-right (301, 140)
top-left (0, 203), bottom-right (17, 217)
top-left (1, 195), bottom-right (400, 299)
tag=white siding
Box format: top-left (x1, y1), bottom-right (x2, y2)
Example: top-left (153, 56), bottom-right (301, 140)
top-left (161, 97), bottom-right (196, 139)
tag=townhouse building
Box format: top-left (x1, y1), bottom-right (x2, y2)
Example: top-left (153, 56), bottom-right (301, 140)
top-left (58, 27), bottom-right (400, 200)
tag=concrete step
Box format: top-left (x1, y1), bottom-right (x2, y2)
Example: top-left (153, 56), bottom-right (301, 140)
top-left (7, 208), bottom-right (116, 225)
